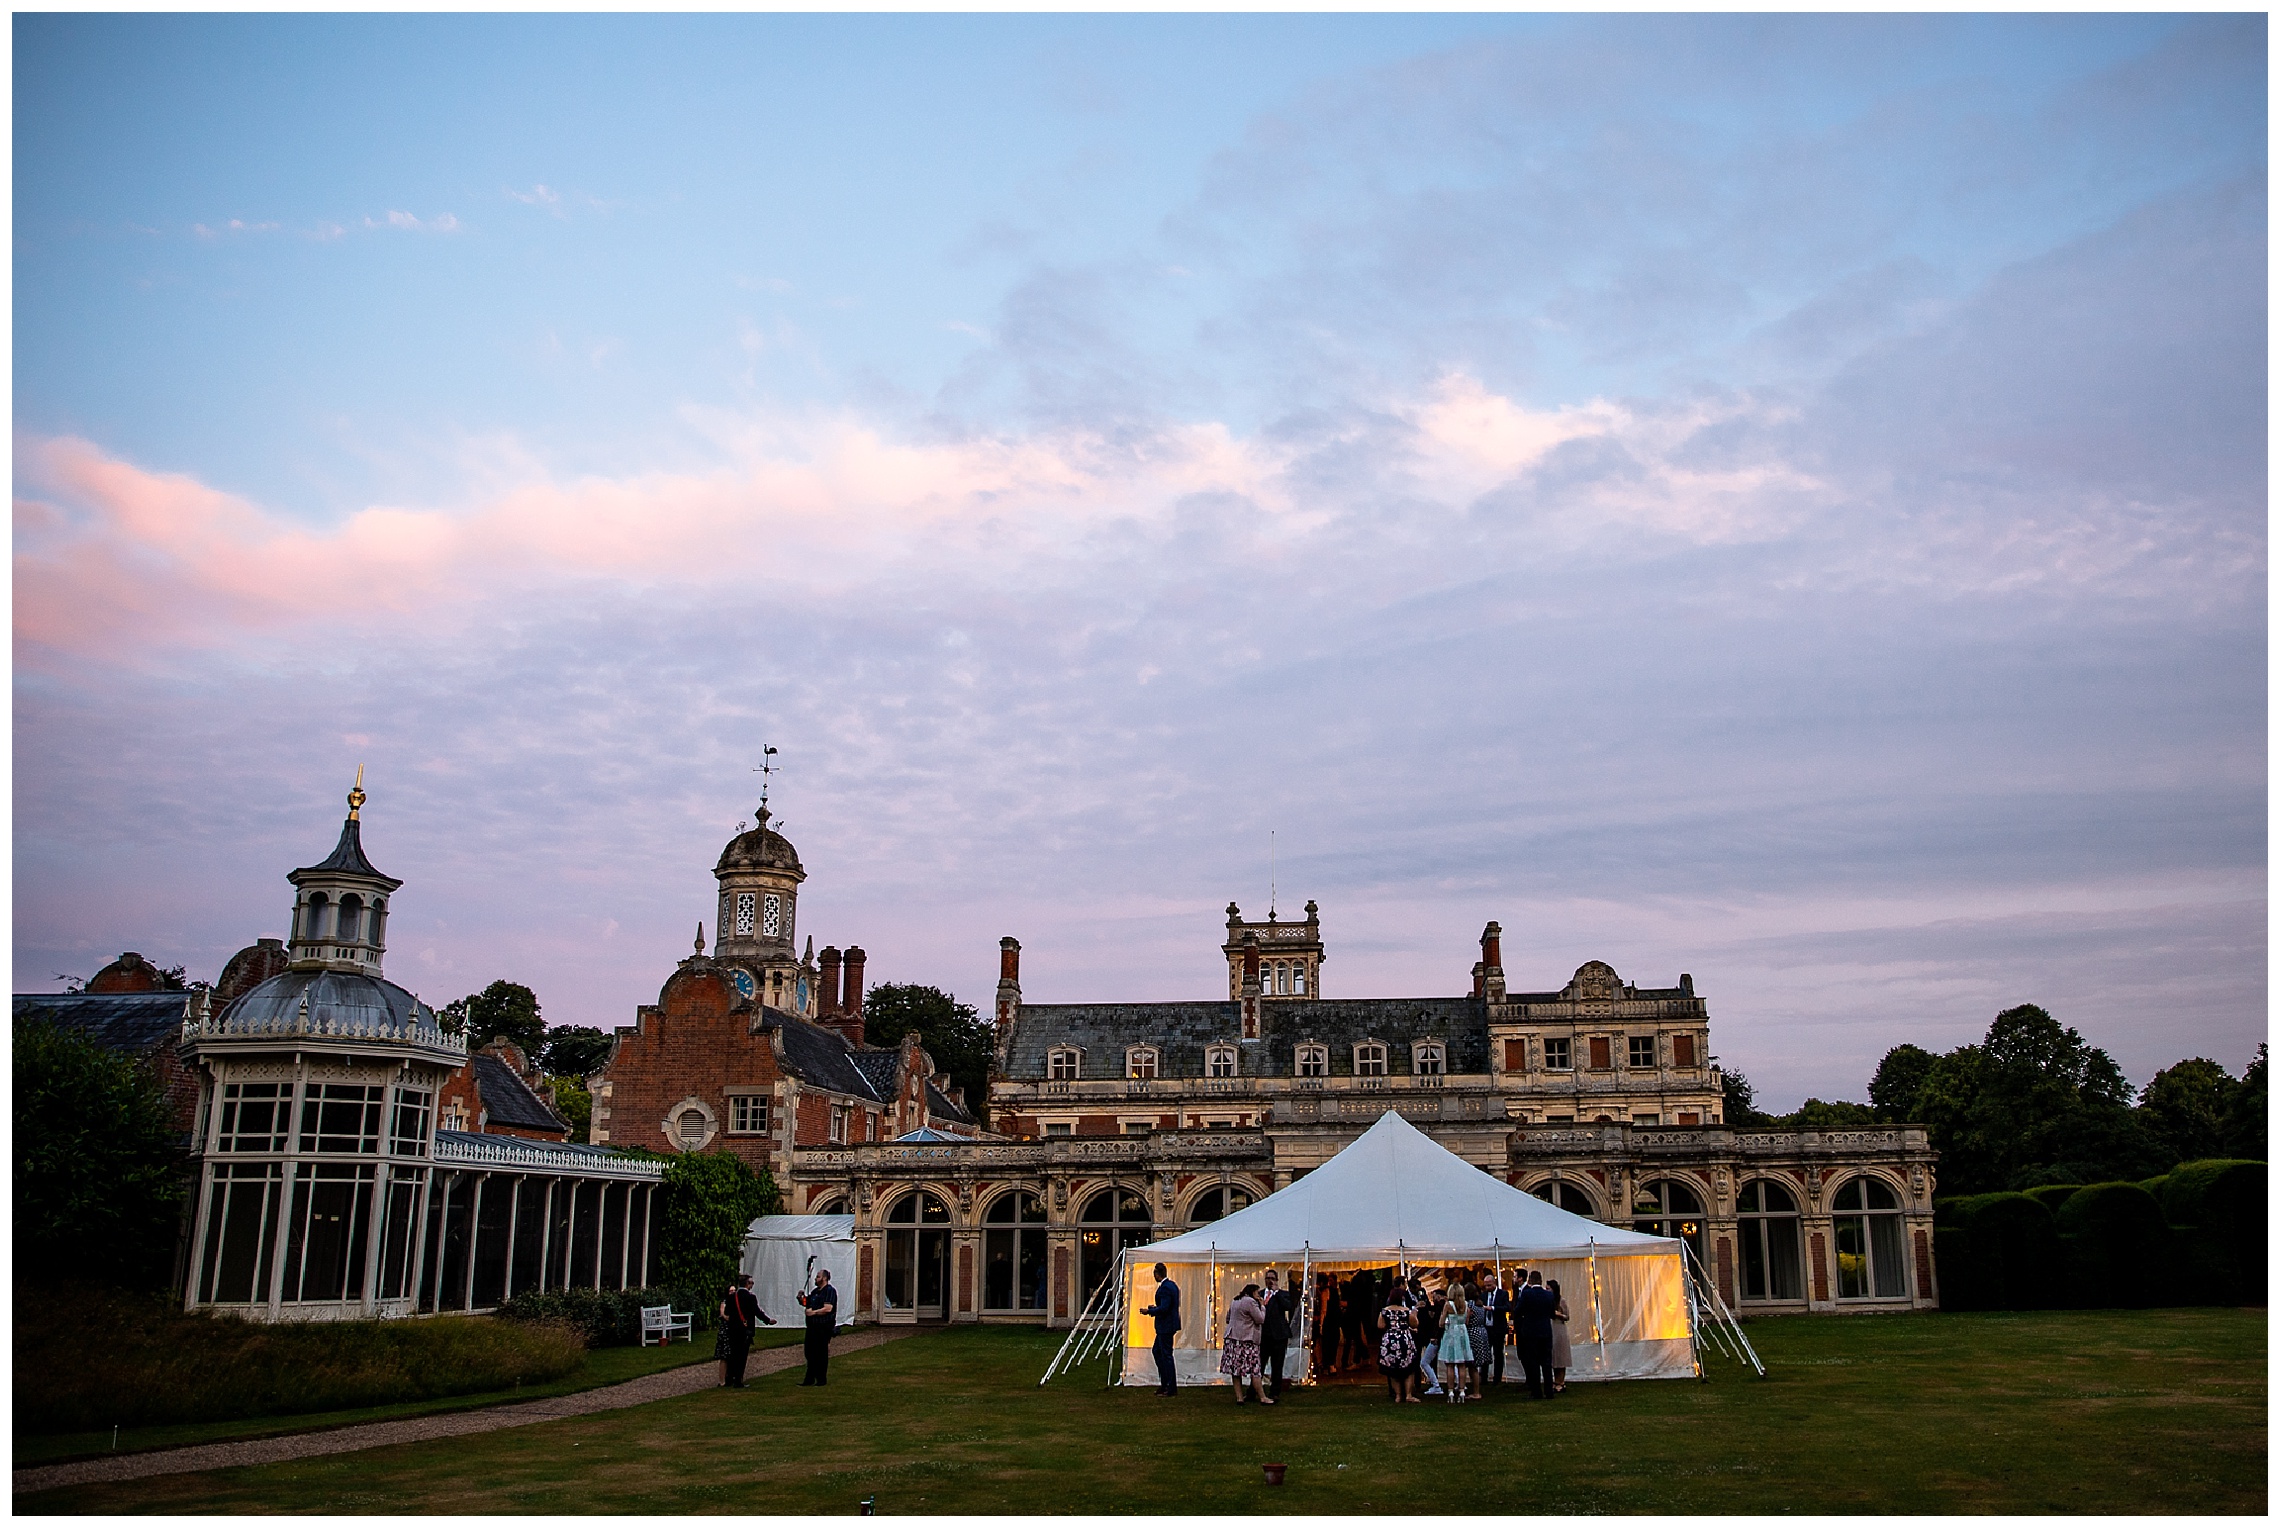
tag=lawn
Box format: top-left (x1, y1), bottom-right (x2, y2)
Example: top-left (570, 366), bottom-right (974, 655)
top-left (17, 1309), bottom-right (2265, 1515)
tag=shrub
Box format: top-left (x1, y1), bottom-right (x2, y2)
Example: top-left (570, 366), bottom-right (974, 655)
top-left (2136, 1175), bottom-right (2169, 1201)
top-left (2054, 1183), bottom-right (2169, 1308)
top-left (2022, 1184), bottom-right (2082, 1215)
top-left (497, 1284), bottom-right (717, 1347)
top-left (2160, 1159), bottom-right (2266, 1304)
top-left (1938, 1193), bottom-right (2062, 1311)
top-left (655, 1150), bottom-right (778, 1296)
top-left (15, 1286), bottom-right (586, 1433)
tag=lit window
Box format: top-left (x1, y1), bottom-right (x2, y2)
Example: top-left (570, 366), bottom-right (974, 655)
top-left (1628, 1035), bottom-right (1657, 1069)
top-left (1543, 1037), bottom-right (1573, 1071)
top-left (1354, 1043), bottom-right (1387, 1077)
top-left (1413, 1042), bottom-right (1445, 1076)
top-left (1295, 1044), bottom-right (1328, 1078)
top-left (730, 1095), bottom-right (769, 1133)
top-left (1048, 1049), bottom-right (1081, 1081)
top-left (1206, 1047), bottom-right (1237, 1079)
top-left (1832, 1177), bottom-right (1908, 1299)
top-left (1127, 1049), bottom-right (1157, 1080)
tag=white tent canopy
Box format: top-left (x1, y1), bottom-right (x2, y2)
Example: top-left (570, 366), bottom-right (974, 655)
top-left (741, 1214), bottom-right (857, 1327)
top-left (1104, 1111), bottom-right (1697, 1386)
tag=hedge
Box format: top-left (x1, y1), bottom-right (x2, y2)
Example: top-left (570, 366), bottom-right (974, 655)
top-left (2160, 1159), bottom-right (2265, 1304)
top-left (2054, 1182), bottom-right (2168, 1308)
top-left (497, 1284), bottom-right (719, 1347)
top-left (2022, 1184), bottom-right (2082, 1215)
top-left (1935, 1193), bottom-right (2061, 1312)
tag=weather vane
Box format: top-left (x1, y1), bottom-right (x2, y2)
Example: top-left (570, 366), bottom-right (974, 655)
top-left (754, 745), bottom-right (780, 818)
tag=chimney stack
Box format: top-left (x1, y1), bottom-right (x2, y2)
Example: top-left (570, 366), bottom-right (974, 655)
top-left (995, 937), bottom-right (1022, 1028)
top-left (1479, 920), bottom-right (1506, 1003)
top-left (1240, 931), bottom-right (1262, 1040)
top-left (840, 946), bottom-right (866, 1043)
top-left (817, 946), bottom-right (843, 1017)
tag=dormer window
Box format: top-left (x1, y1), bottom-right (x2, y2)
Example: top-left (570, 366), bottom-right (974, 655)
top-left (1413, 1041), bottom-right (1446, 1076)
top-left (1048, 1048), bottom-right (1081, 1081)
top-left (1295, 1043), bottom-right (1329, 1078)
top-left (1126, 1048), bottom-right (1158, 1080)
top-left (1354, 1042), bottom-right (1387, 1077)
top-left (1206, 1046), bottom-right (1238, 1079)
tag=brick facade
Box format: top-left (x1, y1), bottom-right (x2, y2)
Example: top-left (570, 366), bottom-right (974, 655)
top-left (595, 964), bottom-right (790, 1169)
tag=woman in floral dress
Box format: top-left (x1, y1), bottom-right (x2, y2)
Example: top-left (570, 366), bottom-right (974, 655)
top-left (1376, 1287), bottom-right (1420, 1402)
top-left (1220, 1282), bottom-right (1272, 1404)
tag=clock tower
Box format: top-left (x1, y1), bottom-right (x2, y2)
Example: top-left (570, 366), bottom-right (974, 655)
top-left (711, 805), bottom-right (818, 1018)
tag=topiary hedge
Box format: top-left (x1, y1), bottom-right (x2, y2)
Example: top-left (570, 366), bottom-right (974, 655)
top-left (497, 1284), bottom-right (718, 1347)
top-left (2160, 1159), bottom-right (2265, 1304)
top-left (1936, 1193), bottom-right (2062, 1311)
top-left (2054, 1182), bottom-right (2169, 1308)
top-left (2022, 1184), bottom-right (2082, 1215)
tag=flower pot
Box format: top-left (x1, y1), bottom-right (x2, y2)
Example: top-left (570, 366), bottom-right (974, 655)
top-left (1262, 1464), bottom-right (1287, 1486)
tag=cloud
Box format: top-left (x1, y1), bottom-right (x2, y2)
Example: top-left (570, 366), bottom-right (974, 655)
top-left (364, 210), bottom-right (461, 233)
top-left (506, 183), bottom-right (563, 215)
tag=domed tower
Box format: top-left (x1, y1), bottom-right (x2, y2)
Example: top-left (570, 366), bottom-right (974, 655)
top-left (711, 805), bottom-right (818, 1018)
top-left (288, 767), bottom-right (404, 975)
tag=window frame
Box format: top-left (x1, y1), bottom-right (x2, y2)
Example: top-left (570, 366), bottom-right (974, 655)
top-left (1412, 1041), bottom-right (1447, 1076)
top-left (1628, 1035), bottom-right (1658, 1069)
top-left (1125, 1047), bottom-right (1158, 1080)
top-left (1542, 1036), bottom-right (1573, 1071)
top-left (1353, 1042), bottom-right (1388, 1077)
top-left (728, 1093), bottom-right (770, 1135)
top-left (1047, 1048), bottom-right (1081, 1081)
top-left (1205, 1045), bottom-right (1238, 1079)
top-left (1294, 1043), bottom-right (1329, 1078)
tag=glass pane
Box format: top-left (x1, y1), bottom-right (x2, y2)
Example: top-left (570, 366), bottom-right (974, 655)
top-left (920, 1194), bottom-right (950, 1225)
top-left (380, 1169), bottom-right (425, 1300)
top-left (886, 1230), bottom-right (915, 1309)
top-left (918, 1230), bottom-right (947, 1307)
top-left (888, 1194), bottom-right (918, 1224)
top-left (471, 1177), bottom-right (513, 1308)
top-left (1834, 1179), bottom-right (1864, 1212)
top-left (1019, 1227), bottom-right (1048, 1309)
top-left (1767, 1215), bottom-right (1803, 1301)
top-left (984, 1228), bottom-right (1014, 1308)
top-left (1870, 1213), bottom-right (1906, 1298)
top-left (1863, 1178), bottom-right (1901, 1212)
top-left (1739, 1218), bottom-right (1768, 1300)
top-left (1834, 1216), bottom-right (1869, 1298)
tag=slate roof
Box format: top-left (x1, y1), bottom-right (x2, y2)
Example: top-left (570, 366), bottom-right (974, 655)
top-left (846, 1050), bottom-right (900, 1100)
top-left (296, 815), bottom-right (399, 886)
top-left (14, 991), bottom-right (190, 1054)
top-left (925, 1082), bottom-right (973, 1124)
top-left (473, 1051), bottom-right (569, 1134)
top-left (765, 1008), bottom-right (884, 1101)
top-left (1003, 995), bottom-right (1491, 1080)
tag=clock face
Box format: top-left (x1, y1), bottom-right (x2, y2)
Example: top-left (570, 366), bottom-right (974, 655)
top-left (730, 968), bottom-right (756, 1000)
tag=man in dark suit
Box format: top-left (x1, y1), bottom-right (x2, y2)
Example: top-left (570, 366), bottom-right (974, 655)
top-left (1484, 1270), bottom-right (1512, 1385)
top-left (1514, 1269), bottom-right (1558, 1399)
top-left (1140, 1262), bottom-right (1181, 1396)
top-left (797, 1268), bottom-right (838, 1386)
top-left (1259, 1268), bottom-right (1296, 1398)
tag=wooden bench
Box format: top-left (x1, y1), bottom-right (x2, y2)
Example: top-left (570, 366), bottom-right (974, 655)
top-left (640, 1303), bottom-right (693, 1345)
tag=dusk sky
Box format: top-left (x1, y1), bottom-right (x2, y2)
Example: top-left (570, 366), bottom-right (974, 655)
top-left (14, 14), bottom-right (2266, 1107)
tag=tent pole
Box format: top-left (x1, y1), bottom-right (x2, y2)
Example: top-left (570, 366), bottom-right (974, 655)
top-left (1109, 1256), bottom-right (1132, 1386)
top-left (1588, 1237), bottom-right (1606, 1372)
top-left (1299, 1243), bottom-right (1312, 1386)
top-left (1684, 1238), bottom-right (1764, 1377)
top-left (1039, 1254), bottom-right (1122, 1386)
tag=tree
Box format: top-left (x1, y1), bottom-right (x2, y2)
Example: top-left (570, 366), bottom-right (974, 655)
top-left (439, 981), bottom-right (545, 1055)
top-left (2221, 1044), bottom-right (2266, 1161)
top-left (1777, 1098), bottom-right (1879, 1130)
top-left (14, 1016), bottom-right (189, 1290)
top-left (547, 1077), bottom-right (593, 1144)
top-left (1720, 1068), bottom-right (1770, 1127)
top-left (539, 1025), bottom-right (614, 1079)
top-left (862, 983), bottom-right (993, 1115)
top-left (656, 1150), bottom-right (780, 1295)
top-left (1869, 1044), bottom-right (1938, 1122)
top-left (2137, 1058), bottom-right (2240, 1165)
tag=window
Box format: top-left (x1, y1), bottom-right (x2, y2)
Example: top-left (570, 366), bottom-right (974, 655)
top-left (1048, 1049), bottom-right (1080, 1081)
top-left (1832, 1176), bottom-right (1908, 1299)
top-left (762, 893), bottom-right (783, 938)
top-left (1635, 1113), bottom-right (1661, 1126)
top-left (1588, 1036), bottom-right (1612, 1070)
top-left (1293, 965), bottom-right (1307, 995)
top-left (1043, 1122), bottom-right (1073, 1137)
top-left (217, 1082), bottom-right (292, 1152)
top-left (1078, 1188), bottom-right (1152, 1307)
top-left (1737, 1180), bottom-right (1804, 1301)
top-left (1295, 1044), bottom-right (1329, 1078)
top-left (1126, 1048), bottom-right (1158, 1080)
top-left (298, 1084), bottom-right (384, 1154)
top-left (1277, 963), bottom-right (1291, 994)
top-left (675, 1108), bottom-right (710, 1148)
top-left (198, 1161), bottom-right (285, 1303)
top-left (1413, 1042), bottom-right (1446, 1076)
top-left (337, 893), bottom-right (364, 945)
top-left (1190, 1185), bottom-right (1253, 1222)
top-left (884, 1192), bottom-right (951, 1313)
top-left (282, 1160), bottom-right (377, 1303)
top-left (1354, 1043), bottom-right (1387, 1077)
top-left (1206, 1046), bottom-right (1237, 1079)
top-left (389, 1088), bottom-right (431, 1155)
top-left (1543, 1037), bottom-right (1572, 1071)
top-left (734, 892), bottom-right (756, 936)
top-left (828, 1104), bottom-right (851, 1144)
top-left (1673, 1033), bottom-right (1697, 1068)
top-left (1531, 1180), bottom-right (1596, 1216)
top-left (1630, 1178), bottom-right (1706, 1272)
top-left (1123, 1120), bottom-right (1153, 1135)
top-left (1628, 1035), bottom-right (1657, 1069)
top-left (983, 1191), bottom-right (1048, 1311)
top-left (730, 1095), bottom-right (769, 1134)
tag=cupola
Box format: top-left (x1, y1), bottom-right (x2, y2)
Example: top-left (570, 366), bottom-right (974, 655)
top-left (713, 804), bottom-right (807, 961)
top-left (287, 767), bottom-right (404, 975)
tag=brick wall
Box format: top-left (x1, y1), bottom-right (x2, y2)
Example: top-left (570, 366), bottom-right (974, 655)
top-left (594, 963), bottom-right (785, 1169)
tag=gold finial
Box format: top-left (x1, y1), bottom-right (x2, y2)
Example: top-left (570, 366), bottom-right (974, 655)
top-left (347, 764), bottom-right (367, 821)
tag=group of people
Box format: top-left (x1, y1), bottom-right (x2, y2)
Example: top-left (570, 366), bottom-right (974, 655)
top-left (713, 1267), bottom-right (840, 1389)
top-left (1140, 1261), bottom-right (1572, 1405)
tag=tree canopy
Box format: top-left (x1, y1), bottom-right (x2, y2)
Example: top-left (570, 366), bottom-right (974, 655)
top-left (539, 1024), bottom-right (614, 1079)
top-left (862, 983), bottom-right (992, 1116)
top-left (15, 1015), bottom-right (189, 1290)
top-left (439, 980), bottom-right (546, 1056)
top-left (655, 1149), bottom-right (780, 1295)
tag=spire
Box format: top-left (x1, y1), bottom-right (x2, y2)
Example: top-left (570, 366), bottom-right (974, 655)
top-left (695, 922), bottom-right (706, 956)
top-left (347, 763), bottom-right (366, 821)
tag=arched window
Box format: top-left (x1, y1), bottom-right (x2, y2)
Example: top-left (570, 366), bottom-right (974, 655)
top-left (1126, 1048), bottom-right (1158, 1080)
top-left (336, 894), bottom-right (364, 946)
top-left (1294, 1043), bottom-right (1328, 1078)
top-left (1630, 1178), bottom-right (1706, 1269)
top-left (1736, 1180), bottom-right (1804, 1301)
top-left (302, 892), bottom-right (330, 942)
top-left (1190, 1184), bottom-right (1253, 1223)
top-left (883, 1191), bottom-right (952, 1316)
top-left (1205, 1046), bottom-right (1237, 1079)
top-left (1412, 1041), bottom-right (1446, 1076)
top-left (1293, 964), bottom-right (1307, 995)
top-left (812, 1194), bottom-right (850, 1215)
top-left (369, 898), bottom-right (388, 950)
top-left (1079, 1187), bottom-right (1152, 1308)
top-left (1832, 1176), bottom-right (1907, 1299)
top-left (1531, 1180), bottom-right (1596, 1216)
top-left (1048, 1049), bottom-right (1080, 1081)
top-left (982, 1190), bottom-right (1048, 1312)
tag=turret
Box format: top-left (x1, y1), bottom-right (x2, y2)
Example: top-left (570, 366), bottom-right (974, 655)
top-left (287, 768), bottom-right (404, 975)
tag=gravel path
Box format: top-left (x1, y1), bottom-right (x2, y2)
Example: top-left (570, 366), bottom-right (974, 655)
top-left (15, 1325), bottom-right (913, 1496)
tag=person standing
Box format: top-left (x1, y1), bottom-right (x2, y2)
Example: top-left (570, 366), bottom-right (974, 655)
top-left (1220, 1282), bottom-right (1272, 1404)
top-left (1414, 1275), bottom-right (1443, 1395)
top-left (1514, 1269), bottom-right (1557, 1399)
top-left (1484, 1270), bottom-right (1512, 1386)
top-left (1376, 1289), bottom-right (1420, 1403)
top-left (1436, 1279), bottom-right (1475, 1402)
top-left (797, 1267), bottom-right (839, 1386)
top-left (1259, 1268), bottom-right (1296, 1398)
top-left (1141, 1262), bottom-right (1182, 1397)
top-left (716, 1273), bottom-right (771, 1388)
top-left (1314, 1272), bottom-right (1344, 1375)
top-left (1548, 1278), bottom-right (1574, 1393)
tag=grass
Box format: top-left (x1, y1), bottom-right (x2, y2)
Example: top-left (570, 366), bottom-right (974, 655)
top-left (17, 1309), bottom-right (2265, 1515)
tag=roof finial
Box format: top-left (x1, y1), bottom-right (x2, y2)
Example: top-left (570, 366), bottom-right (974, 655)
top-left (347, 764), bottom-right (367, 821)
top-left (695, 921), bottom-right (706, 956)
top-left (754, 744), bottom-right (780, 822)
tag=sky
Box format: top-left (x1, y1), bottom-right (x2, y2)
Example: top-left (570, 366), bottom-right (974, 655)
top-left (13, 13), bottom-right (2267, 1109)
